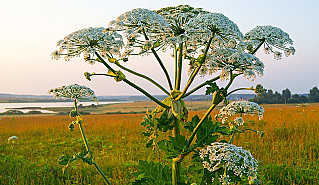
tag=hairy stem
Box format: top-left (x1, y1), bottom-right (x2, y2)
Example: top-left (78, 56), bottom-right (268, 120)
top-left (95, 52), bottom-right (170, 109)
top-left (176, 37), bottom-right (214, 100)
top-left (175, 43), bottom-right (183, 90)
top-left (75, 101), bottom-right (112, 184)
top-left (172, 159), bottom-right (181, 185)
top-left (114, 62), bottom-right (170, 96)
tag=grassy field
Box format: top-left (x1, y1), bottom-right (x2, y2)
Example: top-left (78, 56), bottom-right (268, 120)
top-left (0, 102), bottom-right (318, 184)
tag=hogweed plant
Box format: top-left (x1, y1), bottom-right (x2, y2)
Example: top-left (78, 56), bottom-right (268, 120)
top-left (51, 5), bottom-right (295, 184)
top-left (49, 84), bottom-right (111, 185)
top-left (8, 136), bottom-right (19, 154)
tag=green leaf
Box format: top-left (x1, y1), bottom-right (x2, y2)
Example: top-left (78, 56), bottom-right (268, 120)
top-left (132, 160), bottom-right (172, 185)
top-left (156, 111), bottom-right (174, 132)
top-left (183, 115), bottom-right (200, 132)
top-left (194, 116), bottom-right (220, 148)
top-left (157, 135), bottom-right (188, 158)
top-left (57, 154), bottom-right (76, 165)
top-left (205, 82), bottom-right (219, 95)
top-left (75, 150), bottom-right (93, 165)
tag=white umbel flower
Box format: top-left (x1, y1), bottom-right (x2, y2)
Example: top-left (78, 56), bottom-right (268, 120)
top-left (51, 27), bottom-right (123, 63)
top-left (244, 25), bottom-right (295, 59)
top-left (200, 142), bottom-right (258, 184)
top-left (219, 101), bottom-right (264, 120)
top-left (8, 136), bottom-right (19, 144)
top-left (49, 84), bottom-right (98, 103)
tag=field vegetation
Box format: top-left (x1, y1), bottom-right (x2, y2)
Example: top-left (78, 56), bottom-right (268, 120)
top-left (0, 102), bottom-right (318, 184)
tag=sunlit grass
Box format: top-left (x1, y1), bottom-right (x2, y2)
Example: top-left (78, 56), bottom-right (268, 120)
top-left (0, 103), bottom-right (318, 184)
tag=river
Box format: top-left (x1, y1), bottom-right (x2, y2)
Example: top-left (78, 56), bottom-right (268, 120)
top-left (0, 101), bottom-right (120, 113)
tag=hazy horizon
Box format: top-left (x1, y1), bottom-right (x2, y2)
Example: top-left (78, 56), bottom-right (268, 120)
top-left (1, 0), bottom-right (318, 96)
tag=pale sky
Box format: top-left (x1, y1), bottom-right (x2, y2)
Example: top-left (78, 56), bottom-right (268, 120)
top-left (0, 0), bottom-right (318, 96)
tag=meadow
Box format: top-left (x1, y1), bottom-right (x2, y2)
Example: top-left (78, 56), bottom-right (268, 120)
top-left (0, 102), bottom-right (318, 184)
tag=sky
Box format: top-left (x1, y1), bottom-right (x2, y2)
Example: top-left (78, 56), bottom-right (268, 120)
top-left (0, 0), bottom-right (318, 96)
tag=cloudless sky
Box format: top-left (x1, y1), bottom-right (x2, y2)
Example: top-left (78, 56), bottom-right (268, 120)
top-left (0, 0), bottom-right (318, 96)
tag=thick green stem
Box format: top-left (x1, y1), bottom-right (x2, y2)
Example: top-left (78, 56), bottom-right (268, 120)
top-left (95, 52), bottom-right (170, 109)
top-left (114, 62), bottom-right (170, 96)
top-left (172, 117), bottom-right (180, 137)
top-left (171, 117), bottom-right (181, 185)
top-left (142, 28), bottom-right (173, 90)
top-left (175, 43), bottom-right (183, 90)
top-left (172, 159), bottom-right (181, 185)
top-left (176, 37), bottom-right (214, 100)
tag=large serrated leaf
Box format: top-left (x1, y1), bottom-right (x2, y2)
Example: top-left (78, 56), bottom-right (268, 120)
top-left (157, 135), bottom-right (188, 158)
top-left (132, 160), bottom-right (172, 185)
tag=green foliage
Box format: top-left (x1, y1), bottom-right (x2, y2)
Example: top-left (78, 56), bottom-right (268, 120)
top-left (260, 163), bottom-right (319, 185)
top-left (141, 110), bottom-right (175, 149)
top-left (58, 151), bottom-right (93, 167)
top-left (132, 160), bottom-right (172, 185)
top-left (205, 82), bottom-right (219, 96)
top-left (157, 135), bottom-right (188, 159)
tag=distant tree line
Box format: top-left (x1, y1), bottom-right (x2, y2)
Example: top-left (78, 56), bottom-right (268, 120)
top-left (251, 86), bottom-right (319, 104)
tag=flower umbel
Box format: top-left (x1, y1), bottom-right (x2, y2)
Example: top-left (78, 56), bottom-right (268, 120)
top-left (8, 136), bottom-right (19, 144)
top-left (51, 27), bottom-right (123, 63)
top-left (200, 142), bottom-right (258, 184)
top-left (219, 101), bottom-right (264, 120)
top-left (48, 84), bottom-right (98, 103)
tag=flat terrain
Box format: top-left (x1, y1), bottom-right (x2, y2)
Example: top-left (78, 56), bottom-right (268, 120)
top-left (0, 102), bottom-right (318, 184)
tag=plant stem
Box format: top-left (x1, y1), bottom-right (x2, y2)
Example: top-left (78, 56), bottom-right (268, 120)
top-left (172, 159), bottom-right (181, 185)
top-left (114, 62), bottom-right (170, 96)
top-left (182, 76), bottom-right (220, 98)
top-left (175, 43), bottom-right (183, 90)
top-left (95, 52), bottom-right (170, 109)
top-left (226, 87), bottom-right (253, 96)
top-left (186, 103), bottom-right (218, 149)
top-left (142, 28), bottom-right (173, 90)
top-left (78, 119), bottom-right (112, 185)
top-left (250, 39), bottom-right (265, 55)
top-left (176, 37), bottom-right (213, 100)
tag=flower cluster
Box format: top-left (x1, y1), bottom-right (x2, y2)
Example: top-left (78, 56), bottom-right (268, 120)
top-left (8, 136), bottom-right (19, 144)
top-left (244, 26), bottom-right (295, 59)
top-left (109, 8), bottom-right (171, 56)
top-left (186, 13), bottom-right (243, 45)
top-left (219, 101), bottom-right (264, 120)
top-left (51, 27), bottom-right (123, 63)
top-left (205, 49), bottom-right (264, 80)
top-left (200, 142), bottom-right (258, 184)
top-left (48, 84), bottom-right (98, 103)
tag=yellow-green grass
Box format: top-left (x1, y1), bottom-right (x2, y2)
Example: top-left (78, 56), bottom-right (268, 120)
top-left (0, 103), bottom-right (318, 184)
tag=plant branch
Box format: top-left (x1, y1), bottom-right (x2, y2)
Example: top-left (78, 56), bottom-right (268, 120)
top-left (114, 61), bottom-right (170, 96)
top-left (142, 28), bottom-right (173, 91)
top-left (250, 39), bottom-right (265, 55)
top-left (176, 37), bottom-right (214, 100)
top-left (95, 52), bottom-right (170, 109)
top-left (182, 76), bottom-right (221, 98)
top-left (175, 43), bottom-right (183, 90)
